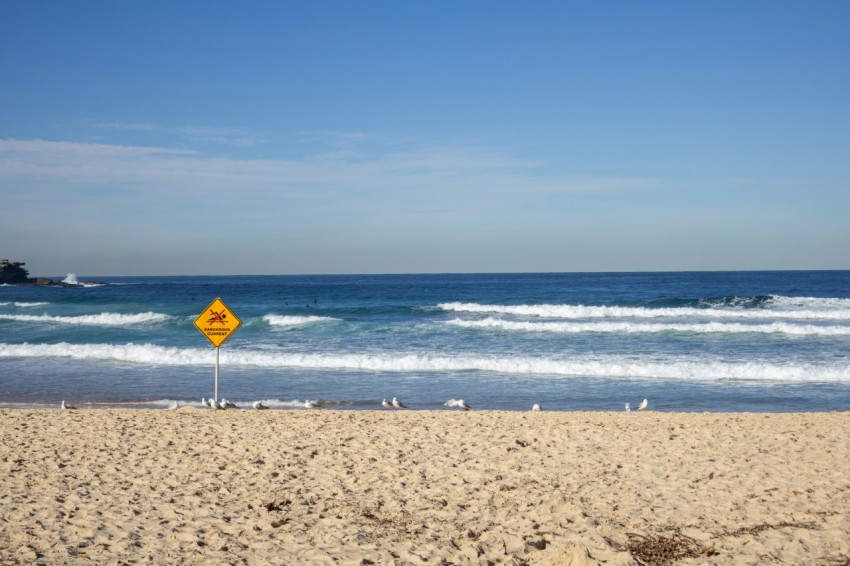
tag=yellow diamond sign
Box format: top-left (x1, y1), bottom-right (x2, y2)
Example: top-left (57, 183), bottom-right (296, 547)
top-left (194, 298), bottom-right (242, 348)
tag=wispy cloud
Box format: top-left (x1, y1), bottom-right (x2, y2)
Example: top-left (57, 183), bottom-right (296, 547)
top-left (0, 137), bottom-right (659, 226)
top-left (297, 130), bottom-right (373, 146)
top-left (0, 136), bottom-right (675, 274)
top-left (94, 121), bottom-right (269, 147)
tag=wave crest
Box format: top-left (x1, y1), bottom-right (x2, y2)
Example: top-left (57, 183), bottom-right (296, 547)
top-left (447, 317), bottom-right (850, 336)
top-left (0, 312), bottom-right (171, 326)
top-left (1, 342), bottom-right (847, 383)
top-left (262, 314), bottom-right (339, 327)
top-left (437, 297), bottom-right (850, 321)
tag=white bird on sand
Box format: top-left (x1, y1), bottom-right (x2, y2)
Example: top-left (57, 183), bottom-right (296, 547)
top-left (624, 402), bottom-right (631, 412)
top-left (443, 399), bottom-right (472, 410)
top-left (304, 400), bottom-right (318, 409)
top-left (531, 403), bottom-right (542, 412)
top-left (60, 400), bottom-right (76, 410)
top-left (392, 397), bottom-right (407, 409)
top-left (222, 399), bottom-right (238, 409)
top-left (381, 399), bottom-right (392, 409)
top-left (208, 398), bottom-right (220, 409)
top-left (201, 398), bottom-right (207, 408)
top-left (252, 401), bottom-right (269, 410)
top-left (637, 398), bottom-right (648, 411)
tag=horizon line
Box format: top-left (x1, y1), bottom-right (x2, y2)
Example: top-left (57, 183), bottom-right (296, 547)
top-left (33, 268), bottom-right (850, 279)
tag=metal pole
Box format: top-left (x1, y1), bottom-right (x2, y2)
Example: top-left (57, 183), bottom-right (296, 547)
top-left (214, 346), bottom-right (220, 402)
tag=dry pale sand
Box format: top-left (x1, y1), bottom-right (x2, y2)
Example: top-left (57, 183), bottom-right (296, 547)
top-left (1, 408), bottom-right (849, 565)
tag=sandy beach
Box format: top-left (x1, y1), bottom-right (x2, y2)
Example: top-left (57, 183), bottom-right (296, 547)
top-left (1, 409), bottom-right (848, 565)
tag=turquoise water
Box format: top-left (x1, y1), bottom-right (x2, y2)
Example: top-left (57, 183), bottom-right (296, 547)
top-left (2, 271), bottom-right (849, 412)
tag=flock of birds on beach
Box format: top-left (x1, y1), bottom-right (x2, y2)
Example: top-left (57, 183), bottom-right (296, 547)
top-left (60, 397), bottom-right (650, 412)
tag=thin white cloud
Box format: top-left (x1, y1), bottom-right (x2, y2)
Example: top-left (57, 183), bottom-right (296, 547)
top-left (0, 137), bottom-right (655, 194)
top-left (0, 137), bottom-right (658, 234)
top-left (296, 130), bottom-right (374, 148)
top-left (93, 121), bottom-right (268, 147)
top-left (0, 138), bottom-right (196, 157)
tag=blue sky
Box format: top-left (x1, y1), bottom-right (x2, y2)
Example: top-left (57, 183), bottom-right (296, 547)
top-left (1, 1), bottom-right (848, 276)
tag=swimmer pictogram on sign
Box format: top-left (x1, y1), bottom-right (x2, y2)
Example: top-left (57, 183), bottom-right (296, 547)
top-left (206, 309), bottom-right (228, 325)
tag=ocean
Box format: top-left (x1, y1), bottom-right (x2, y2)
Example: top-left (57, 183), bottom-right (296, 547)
top-left (1, 271), bottom-right (849, 412)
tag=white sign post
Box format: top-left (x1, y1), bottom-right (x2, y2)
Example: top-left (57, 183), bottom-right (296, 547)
top-left (193, 298), bottom-right (242, 403)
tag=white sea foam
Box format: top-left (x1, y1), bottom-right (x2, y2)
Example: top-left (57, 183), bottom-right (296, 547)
top-left (249, 398), bottom-right (313, 408)
top-left (149, 398), bottom-right (304, 409)
top-left (437, 298), bottom-right (850, 321)
top-left (766, 295), bottom-right (850, 310)
top-left (447, 317), bottom-right (850, 336)
top-left (56, 273), bottom-right (102, 287)
top-left (0, 302), bottom-right (49, 307)
top-left (263, 314), bottom-right (339, 327)
top-left (1, 342), bottom-right (848, 383)
top-left (0, 312), bottom-right (171, 326)
top-left (149, 399), bottom-right (188, 408)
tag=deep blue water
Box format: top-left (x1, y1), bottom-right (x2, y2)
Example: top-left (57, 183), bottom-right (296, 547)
top-left (2, 271), bottom-right (849, 412)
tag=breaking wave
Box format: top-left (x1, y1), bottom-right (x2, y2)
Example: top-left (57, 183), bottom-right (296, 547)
top-left (0, 302), bottom-right (49, 307)
top-left (0, 312), bottom-right (172, 326)
top-left (1, 342), bottom-right (848, 383)
top-left (447, 317), bottom-right (850, 336)
top-left (263, 314), bottom-right (340, 327)
top-left (437, 296), bottom-right (850, 321)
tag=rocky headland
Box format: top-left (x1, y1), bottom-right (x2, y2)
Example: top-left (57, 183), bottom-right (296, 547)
top-left (0, 258), bottom-right (96, 287)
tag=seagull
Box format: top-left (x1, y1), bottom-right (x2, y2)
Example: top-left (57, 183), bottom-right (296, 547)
top-left (208, 398), bottom-right (220, 409)
top-left (201, 398), bottom-right (207, 408)
top-left (304, 400), bottom-right (318, 409)
top-left (252, 401), bottom-right (269, 410)
top-left (637, 398), bottom-right (648, 411)
top-left (624, 402), bottom-right (631, 412)
top-left (60, 400), bottom-right (76, 410)
top-left (381, 399), bottom-right (392, 409)
top-left (444, 399), bottom-right (472, 410)
top-left (531, 403), bottom-right (542, 412)
top-left (392, 397), bottom-right (407, 409)
top-left (222, 399), bottom-right (238, 409)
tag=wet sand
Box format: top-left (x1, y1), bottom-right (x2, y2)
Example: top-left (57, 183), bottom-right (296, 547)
top-left (1, 408), bottom-right (848, 564)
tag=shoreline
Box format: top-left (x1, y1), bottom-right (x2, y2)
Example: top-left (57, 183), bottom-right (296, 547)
top-left (2, 409), bottom-right (849, 564)
top-left (0, 399), bottom-right (850, 418)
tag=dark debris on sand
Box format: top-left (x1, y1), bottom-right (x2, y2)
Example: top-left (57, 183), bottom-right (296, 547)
top-left (622, 531), bottom-right (718, 566)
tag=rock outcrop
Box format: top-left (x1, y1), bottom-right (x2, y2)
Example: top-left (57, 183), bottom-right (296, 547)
top-left (0, 259), bottom-right (98, 286)
top-left (0, 259), bottom-right (32, 284)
